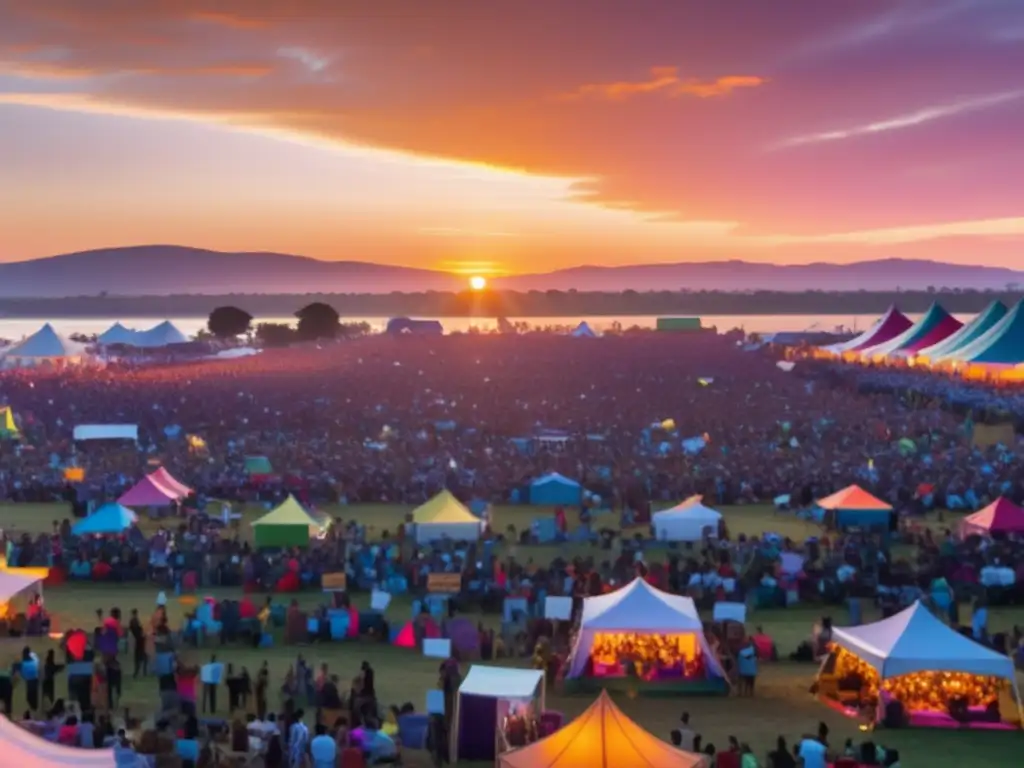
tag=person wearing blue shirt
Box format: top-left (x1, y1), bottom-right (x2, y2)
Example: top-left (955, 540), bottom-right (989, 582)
top-left (736, 639), bottom-right (758, 697)
top-left (18, 647), bottom-right (40, 713)
top-left (309, 723), bottom-right (337, 768)
top-left (363, 719), bottom-right (398, 764)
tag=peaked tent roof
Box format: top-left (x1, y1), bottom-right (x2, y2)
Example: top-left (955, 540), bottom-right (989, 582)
top-left (960, 497), bottom-right (1024, 535)
top-left (0, 571), bottom-right (44, 604)
top-left (498, 691), bottom-right (703, 768)
top-left (918, 300), bottom-right (1007, 360)
top-left (71, 503), bottom-right (138, 535)
top-left (823, 306), bottom-right (913, 354)
top-left (580, 578), bottom-right (703, 631)
top-left (149, 467), bottom-right (192, 498)
top-left (832, 601), bottom-right (1015, 680)
top-left (941, 299), bottom-right (1024, 365)
top-left (816, 485), bottom-right (892, 511)
top-left (97, 322), bottom-right (139, 345)
top-left (117, 475), bottom-right (179, 507)
top-left (133, 320), bottom-right (189, 348)
top-left (1, 324), bottom-right (86, 359)
top-left (531, 472), bottom-right (580, 487)
top-left (0, 714), bottom-right (116, 766)
top-left (571, 321), bottom-right (598, 338)
top-left (653, 497), bottom-right (722, 519)
top-left (860, 302), bottom-right (962, 357)
top-left (251, 494), bottom-right (320, 527)
top-left (412, 490), bottom-right (478, 524)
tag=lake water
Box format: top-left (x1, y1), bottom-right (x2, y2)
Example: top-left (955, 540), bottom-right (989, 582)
top-left (0, 312), bottom-right (975, 340)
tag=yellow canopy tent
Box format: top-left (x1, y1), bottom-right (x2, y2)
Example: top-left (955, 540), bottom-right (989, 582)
top-left (412, 490), bottom-right (483, 544)
top-left (0, 407), bottom-right (18, 439)
top-left (499, 690), bottom-right (703, 768)
top-left (251, 494), bottom-right (324, 548)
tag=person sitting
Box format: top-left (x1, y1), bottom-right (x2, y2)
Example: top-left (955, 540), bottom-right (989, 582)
top-left (362, 718), bottom-right (398, 764)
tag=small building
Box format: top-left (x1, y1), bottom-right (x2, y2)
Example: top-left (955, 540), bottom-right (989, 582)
top-left (386, 317), bottom-right (444, 336)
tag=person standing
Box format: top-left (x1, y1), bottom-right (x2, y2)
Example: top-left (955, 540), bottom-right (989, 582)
top-left (309, 723), bottom-right (337, 768)
top-left (737, 638), bottom-right (758, 697)
top-left (129, 610), bottom-right (147, 678)
top-left (20, 647), bottom-right (40, 714)
top-left (42, 649), bottom-right (64, 706)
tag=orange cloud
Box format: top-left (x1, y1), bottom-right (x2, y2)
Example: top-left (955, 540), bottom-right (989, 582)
top-left (188, 11), bottom-right (270, 30)
top-left (561, 67), bottom-right (766, 101)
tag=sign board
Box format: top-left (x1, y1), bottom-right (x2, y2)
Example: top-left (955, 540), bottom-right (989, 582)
top-left (426, 689), bottom-right (445, 715)
top-left (427, 572), bottom-right (461, 594)
top-left (423, 638), bottom-right (452, 659)
top-left (544, 596), bottom-right (572, 621)
top-left (712, 601), bottom-right (747, 624)
top-left (370, 590), bottom-right (392, 612)
top-left (322, 572), bottom-right (347, 592)
top-left (63, 467), bottom-right (85, 483)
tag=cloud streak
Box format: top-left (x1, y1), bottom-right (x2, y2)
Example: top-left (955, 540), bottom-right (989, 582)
top-left (560, 67), bottom-right (765, 101)
top-left (777, 90), bottom-right (1024, 148)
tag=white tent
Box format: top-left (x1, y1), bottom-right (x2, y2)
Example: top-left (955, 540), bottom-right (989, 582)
top-left (454, 666), bottom-right (546, 763)
top-left (0, 571), bottom-right (43, 609)
top-left (833, 601), bottom-right (1017, 681)
top-left (652, 497), bottom-right (723, 541)
top-left (132, 320), bottom-right (189, 348)
top-left (412, 490), bottom-right (484, 544)
top-left (570, 322), bottom-right (598, 338)
top-left (96, 322), bottom-right (140, 345)
top-left (0, 324), bottom-right (89, 368)
top-left (566, 578), bottom-right (725, 678)
top-left (0, 715), bottom-right (116, 766)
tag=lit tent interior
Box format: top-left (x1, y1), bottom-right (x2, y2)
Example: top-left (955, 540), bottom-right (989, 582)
top-left (564, 578), bottom-right (727, 694)
top-left (499, 690), bottom-right (704, 768)
top-left (816, 601), bottom-right (1022, 728)
top-left (454, 665), bottom-right (546, 763)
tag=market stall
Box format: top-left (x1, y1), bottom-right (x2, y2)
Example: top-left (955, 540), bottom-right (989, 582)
top-left (453, 665), bottom-right (546, 764)
top-left (564, 578), bottom-right (727, 695)
top-left (652, 497), bottom-right (722, 541)
top-left (251, 495), bottom-right (326, 548)
top-left (499, 690), bottom-right (703, 768)
top-left (816, 601), bottom-right (1022, 728)
top-left (412, 490), bottom-right (483, 544)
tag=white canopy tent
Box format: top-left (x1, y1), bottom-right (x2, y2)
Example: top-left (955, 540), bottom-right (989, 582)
top-left (653, 497), bottom-right (723, 541)
top-left (0, 324), bottom-right (90, 368)
top-left (454, 666), bottom-right (546, 763)
top-left (96, 322), bottom-right (140, 345)
top-left (570, 322), bottom-right (598, 338)
top-left (566, 578), bottom-right (725, 678)
top-left (0, 571), bottom-right (43, 610)
top-left (132, 321), bottom-right (189, 348)
top-left (0, 715), bottom-right (116, 766)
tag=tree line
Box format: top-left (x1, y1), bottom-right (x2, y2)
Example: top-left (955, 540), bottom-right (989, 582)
top-left (207, 303), bottom-right (371, 346)
top-left (2, 288), bottom-right (1022, 319)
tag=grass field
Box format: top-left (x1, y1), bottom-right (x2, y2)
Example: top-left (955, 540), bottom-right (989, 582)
top-left (2, 502), bottom-right (1022, 767)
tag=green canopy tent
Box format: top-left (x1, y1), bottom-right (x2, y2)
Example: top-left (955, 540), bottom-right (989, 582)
top-left (0, 407), bottom-right (19, 440)
top-left (251, 495), bottom-right (324, 548)
top-left (244, 455), bottom-right (273, 475)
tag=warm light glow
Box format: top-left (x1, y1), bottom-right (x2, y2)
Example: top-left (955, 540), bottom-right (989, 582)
top-left (469, 275), bottom-right (487, 290)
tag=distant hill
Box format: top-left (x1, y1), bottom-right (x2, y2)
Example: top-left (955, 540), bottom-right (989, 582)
top-left (0, 245), bottom-right (1022, 297)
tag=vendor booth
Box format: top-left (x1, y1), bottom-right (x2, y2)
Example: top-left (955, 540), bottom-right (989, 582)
top-left (453, 665), bottom-right (546, 763)
top-left (71, 503), bottom-right (137, 536)
top-left (0, 714), bottom-right (116, 766)
top-left (816, 601), bottom-right (1022, 729)
top-left (653, 497), bottom-right (722, 541)
top-left (564, 578), bottom-right (727, 695)
top-left (149, 466), bottom-right (192, 498)
top-left (528, 473), bottom-right (582, 506)
top-left (413, 491), bottom-right (483, 544)
top-left (252, 495), bottom-right (326, 548)
top-left (117, 474), bottom-right (179, 507)
top-left (959, 497), bottom-right (1024, 538)
top-left (499, 690), bottom-right (703, 768)
top-left (0, 571), bottom-right (43, 620)
top-left (815, 485), bottom-right (893, 533)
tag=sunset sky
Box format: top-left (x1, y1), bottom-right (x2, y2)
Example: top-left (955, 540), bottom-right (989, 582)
top-left (3, 0), bottom-right (1024, 275)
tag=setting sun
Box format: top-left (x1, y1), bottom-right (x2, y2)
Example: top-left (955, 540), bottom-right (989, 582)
top-left (469, 275), bottom-right (487, 290)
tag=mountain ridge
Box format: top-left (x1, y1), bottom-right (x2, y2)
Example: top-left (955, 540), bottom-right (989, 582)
top-left (0, 245), bottom-right (1021, 297)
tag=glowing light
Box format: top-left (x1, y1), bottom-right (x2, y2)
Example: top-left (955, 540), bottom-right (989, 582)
top-left (469, 275), bottom-right (487, 291)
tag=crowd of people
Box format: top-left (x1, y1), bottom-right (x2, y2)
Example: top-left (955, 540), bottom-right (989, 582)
top-left (0, 330), bottom-right (1022, 766)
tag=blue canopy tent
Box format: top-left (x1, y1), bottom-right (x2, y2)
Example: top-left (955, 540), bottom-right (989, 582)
top-left (71, 502), bottom-right (138, 535)
top-left (528, 472), bottom-right (582, 506)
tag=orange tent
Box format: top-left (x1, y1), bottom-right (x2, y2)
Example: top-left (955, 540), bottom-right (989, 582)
top-left (816, 485), bottom-right (892, 511)
top-left (498, 690), bottom-right (703, 768)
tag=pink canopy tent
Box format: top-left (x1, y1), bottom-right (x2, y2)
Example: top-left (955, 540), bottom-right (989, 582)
top-left (117, 475), bottom-right (179, 507)
top-left (960, 497), bottom-right (1024, 537)
top-left (149, 466), bottom-right (192, 499)
top-left (824, 306), bottom-right (913, 354)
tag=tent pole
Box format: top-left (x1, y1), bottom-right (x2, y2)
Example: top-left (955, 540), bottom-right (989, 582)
top-left (451, 692), bottom-right (460, 764)
top-left (1012, 676), bottom-right (1024, 727)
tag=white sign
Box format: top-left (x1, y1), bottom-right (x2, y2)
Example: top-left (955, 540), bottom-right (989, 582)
top-left (712, 602), bottom-right (747, 624)
top-left (544, 596), bottom-right (572, 620)
top-left (371, 589), bottom-right (392, 612)
top-left (423, 638), bottom-right (452, 659)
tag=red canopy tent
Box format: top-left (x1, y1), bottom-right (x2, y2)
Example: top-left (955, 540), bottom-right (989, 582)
top-left (149, 467), bottom-right (192, 499)
top-left (118, 475), bottom-right (179, 507)
top-left (960, 497), bottom-right (1024, 537)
